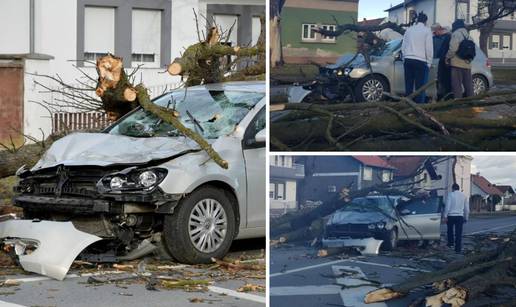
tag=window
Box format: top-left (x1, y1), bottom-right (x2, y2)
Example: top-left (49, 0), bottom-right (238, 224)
top-left (132, 9), bottom-right (161, 68)
top-left (456, 1), bottom-right (470, 23)
top-left (277, 183), bottom-right (285, 199)
top-left (382, 170), bottom-right (392, 183)
top-left (363, 167), bottom-right (373, 181)
top-left (328, 185), bottom-right (337, 193)
top-left (320, 25), bottom-right (336, 42)
top-left (251, 16), bottom-right (261, 46)
top-left (302, 24), bottom-right (317, 41)
top-left (503, 34), bottom-right (512, 50)
top-left (269, 183), bottom-right (275, 199)
top-left (490, 35), bottom-right (500, 50)
top-left (278, 156), bottom-right (284, 167)
top-left (84, 7), bottom-right (115, 63)
top-left (214, 14), bottom-right (239, 46)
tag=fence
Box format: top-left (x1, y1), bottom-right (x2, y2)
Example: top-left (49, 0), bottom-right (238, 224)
top-left (50, 83), bottom-right (181, 134)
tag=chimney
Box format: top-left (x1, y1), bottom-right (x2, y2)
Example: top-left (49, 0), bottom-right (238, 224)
top-left (476, 172), bottom-right (480, 176)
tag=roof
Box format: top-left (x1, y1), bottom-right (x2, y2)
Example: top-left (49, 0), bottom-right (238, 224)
top-left (352, 156), bottom-right (396, 170)
top-left (471, 174), bottom-right (503, 196)
top-left (384, 156), bottom-right (427, 178)
top-left (357, 18), bottom-right (385, 26)
top-left (494, 185), bottom-right (515, 194)
top-left (385, 0), bottom-right (421, 12)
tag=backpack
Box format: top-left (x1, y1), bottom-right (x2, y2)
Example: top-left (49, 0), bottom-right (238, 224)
top-left (456, 33), bottom-right (476, 62)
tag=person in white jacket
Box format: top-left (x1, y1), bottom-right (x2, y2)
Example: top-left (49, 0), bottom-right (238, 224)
top-left (443, 183), bottom-right (469, 253)
top-left (401, 13), bottom-right (433, 103)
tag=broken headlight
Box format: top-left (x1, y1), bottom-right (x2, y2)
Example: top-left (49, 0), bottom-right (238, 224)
top-left (367, 222), bottom-right (386, 230)
top-left (98, 168), bottom-right (168, 192)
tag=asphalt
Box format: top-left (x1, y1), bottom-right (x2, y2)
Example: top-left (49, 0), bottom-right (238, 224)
top-left (0, 238), bottom-right (265, 307)
top-left (270, 214), bottom-right (516, 307)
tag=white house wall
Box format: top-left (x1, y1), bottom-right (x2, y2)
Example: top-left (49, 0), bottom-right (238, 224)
top-left (1, 0), bottom-right (263, 141)
top-left (0, 0), bottom-right (31, 54)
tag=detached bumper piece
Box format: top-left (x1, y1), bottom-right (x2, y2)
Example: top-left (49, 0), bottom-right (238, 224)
top-left (322, 237), bottom-right (384, 255)
top-left (0, 219), bottom-right (102, 280)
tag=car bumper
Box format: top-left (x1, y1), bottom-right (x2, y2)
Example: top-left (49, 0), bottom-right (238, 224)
top-left (0, 217), bottom-right (102, 280)
top-left (322, 237), bottom-right (383, 255)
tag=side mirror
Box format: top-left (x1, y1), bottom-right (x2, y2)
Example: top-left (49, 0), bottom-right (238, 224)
top-left (254, 129), bottom-right (266, 143)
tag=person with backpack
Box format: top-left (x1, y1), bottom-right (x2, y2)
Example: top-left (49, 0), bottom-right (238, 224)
top-left (446, 19), bottom-right (475, 98)
top-left (401, 12), bottom-right (433, 103)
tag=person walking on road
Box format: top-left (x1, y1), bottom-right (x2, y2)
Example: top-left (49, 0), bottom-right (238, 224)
top-left (446, 19), bottom-right (475, 98)
top-left (443, 183), bottom-right (470, 254)
top-left (401, 12), bottom-right (433, 103)
top-left (432, 23), bottom-right (452, 100)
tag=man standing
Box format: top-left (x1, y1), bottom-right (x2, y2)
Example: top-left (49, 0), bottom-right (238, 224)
top-left (443, 183), bottom-right (469, 254)
top-left (446, 19), bottom-right (474, 98)
top-left (432, 24), bottom-right (452, 100)
top-left (401, 12), bottom-right (433, 103)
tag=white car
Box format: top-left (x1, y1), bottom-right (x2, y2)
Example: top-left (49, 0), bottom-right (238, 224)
top-left (1, 81), bottom-right (265, 279)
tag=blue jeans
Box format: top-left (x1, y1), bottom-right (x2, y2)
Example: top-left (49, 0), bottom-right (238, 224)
top-left (404, 58), bottom-right (429, 103)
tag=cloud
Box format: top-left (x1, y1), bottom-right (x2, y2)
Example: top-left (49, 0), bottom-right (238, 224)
top-left (471, 156), bottom-right (516, 186)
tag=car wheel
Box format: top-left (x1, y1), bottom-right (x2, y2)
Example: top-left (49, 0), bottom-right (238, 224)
top-left (162, 186), bottom-right (236, 264)
top-left (381, 228), bottom-right (397, 251)
top-left (472, 74), bottom-right (488, 96)
top-left (354, 75), bottom-right (389, 102)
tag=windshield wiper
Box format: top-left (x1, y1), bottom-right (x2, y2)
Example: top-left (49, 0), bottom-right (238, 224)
top-left (186, 110), bottom-right (204, 133)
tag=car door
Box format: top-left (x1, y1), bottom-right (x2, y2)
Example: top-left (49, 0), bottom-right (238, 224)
top-left (392, 51), bottom-right (405, 95)
top-left (242, 107), bottom-right (266, 228)
top-left (396, 197), bottom-right (441, 240)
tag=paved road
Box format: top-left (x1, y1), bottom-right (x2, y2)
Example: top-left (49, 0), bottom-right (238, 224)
top-left (270, 215), bottom-right (516, 307)
top-left (0, 238), bottom-right (265, 307)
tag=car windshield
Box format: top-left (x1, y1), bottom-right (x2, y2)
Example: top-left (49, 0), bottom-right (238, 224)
top-left (341, 197), bottom-right (396, 214)
top-left (109, 88), bottom-right (264, 139)
top-left (370, 39), bottom-right (402, 57)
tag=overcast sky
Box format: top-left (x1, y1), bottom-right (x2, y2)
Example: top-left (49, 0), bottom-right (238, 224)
top-left (358, 0), bottom-right (398, 20)
top-left (471, 156), bottom-right (516, 186)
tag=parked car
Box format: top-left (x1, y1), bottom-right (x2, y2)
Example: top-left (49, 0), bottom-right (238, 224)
top-left (322, 195), bottom-right (442, 251)
top-left (8, 81), bottom-right (266, 272)
top-left (293, 38), bottom-right (493, 103)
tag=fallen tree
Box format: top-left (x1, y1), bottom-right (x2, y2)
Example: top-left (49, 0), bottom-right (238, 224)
top-left (270, 86), bottom-right (516, 151)
top-left (365, 230), bottom-right (516, 306)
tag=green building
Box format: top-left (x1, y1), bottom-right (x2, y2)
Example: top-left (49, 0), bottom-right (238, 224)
top-left (281, 0), bottom-right (358, 64)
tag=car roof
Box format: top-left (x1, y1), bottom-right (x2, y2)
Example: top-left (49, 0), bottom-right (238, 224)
top-left (180, 81), bottom-right (265, 93)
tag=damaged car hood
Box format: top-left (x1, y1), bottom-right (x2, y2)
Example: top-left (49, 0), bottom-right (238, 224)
top-left (328, 210), bottom-right (393, 225)
top-left (33, 132), bottom-right (201, 170)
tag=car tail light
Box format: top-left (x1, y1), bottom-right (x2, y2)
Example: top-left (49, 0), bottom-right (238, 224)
top-left (486, 59), bottom-right (492, 68)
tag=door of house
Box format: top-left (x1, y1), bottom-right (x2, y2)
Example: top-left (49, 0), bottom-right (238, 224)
top-left (0, 62), bottom-right (24, 145)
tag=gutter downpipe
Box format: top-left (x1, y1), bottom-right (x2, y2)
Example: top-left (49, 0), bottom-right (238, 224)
top-left (30, 0), bottom-right (35, 54)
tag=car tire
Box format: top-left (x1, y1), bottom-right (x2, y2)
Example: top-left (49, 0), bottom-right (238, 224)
top-left (472, 74), bottom-right (489, 96)
top-left (354, 75), bottom-right (390, 102)
top-left (381, 228), bottom-right (397, 251)
top-left (162, 186), bottom-right (237, 264)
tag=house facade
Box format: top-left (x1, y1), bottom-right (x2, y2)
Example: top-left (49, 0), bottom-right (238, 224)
top-left (494, 185), bottom-right (516, 210)
top-left (280, 0), bottom-right (358, 64)
top-left (385, 0), bottom-right (516, 64)
top-left (295, 156), bottom-right (396, 204)
top-left (0, 0), bottom-right (264, 144)
top-left (471, 173), bottom-right (503, 211)
top-left (270, 155), bottom-right (305, 216)
top-left (386, 156), bottom-right (472, 202)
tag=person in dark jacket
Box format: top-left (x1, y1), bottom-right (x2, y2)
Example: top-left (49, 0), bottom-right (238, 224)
top-left (432, 23), bottom-right (452, 100)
